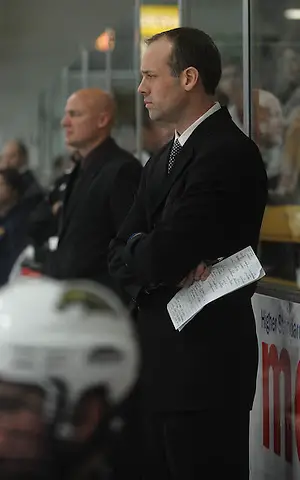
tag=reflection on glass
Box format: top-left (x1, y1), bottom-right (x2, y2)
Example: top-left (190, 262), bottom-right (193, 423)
top-left (218, 56), bottom-right (243, 129)
top-left (252, 1), bottom-right (300, 289)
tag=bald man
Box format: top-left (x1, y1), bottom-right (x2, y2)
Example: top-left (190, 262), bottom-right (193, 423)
top-left (41, 89), bottom-right (143, 479)
top-left (44, 88), bottom-right (142, 294)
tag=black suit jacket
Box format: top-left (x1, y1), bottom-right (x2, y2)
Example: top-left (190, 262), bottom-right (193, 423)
top-left (45, 137), bottom-right (142, 295)
top-left (108, 107), bottom-right (268, 412)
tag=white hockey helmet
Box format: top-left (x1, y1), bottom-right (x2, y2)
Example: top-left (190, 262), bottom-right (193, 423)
top-left (0, 276), bottom-right (139, 436)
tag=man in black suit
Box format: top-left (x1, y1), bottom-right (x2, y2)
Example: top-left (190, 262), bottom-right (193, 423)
top-left (45, 88), bottom-right (142, 296)
top-left (108, 28), bottom-right (268, 479)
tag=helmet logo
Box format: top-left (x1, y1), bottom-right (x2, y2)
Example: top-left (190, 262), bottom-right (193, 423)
top-left (57, 288), bottom-right (115, 314)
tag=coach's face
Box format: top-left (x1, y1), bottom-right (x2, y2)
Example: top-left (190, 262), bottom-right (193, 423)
top-left (138, 37), bottom-right (189, 125)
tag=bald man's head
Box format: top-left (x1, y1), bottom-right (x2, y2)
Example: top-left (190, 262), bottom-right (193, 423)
top-left (61, 88), bottom-right (116, 157)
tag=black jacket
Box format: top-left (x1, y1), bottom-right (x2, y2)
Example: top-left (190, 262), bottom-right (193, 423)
top-left (108, 107), bottom-right (268, 411)
top-left (28, 171), bottom-right (72, 248)
top-left (45, 137), bottom-right (142, 296)
top-left (21, 169), bottom-right (45, 209)
top-left (0, 203), bottom-right (31, 285)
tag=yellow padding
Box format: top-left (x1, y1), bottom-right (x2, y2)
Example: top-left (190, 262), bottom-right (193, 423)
top-left (260, 205), bottom-right (300, 243)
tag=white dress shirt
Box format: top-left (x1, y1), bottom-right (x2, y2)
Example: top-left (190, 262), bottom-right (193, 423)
top-left (175, 102), bottom-right (221, 146)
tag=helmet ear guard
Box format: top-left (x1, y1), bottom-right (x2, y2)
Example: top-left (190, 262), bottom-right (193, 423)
top-left (45, 378), bottom-right (71, 439)
top-left (48, 379), bottom-right (112, 441)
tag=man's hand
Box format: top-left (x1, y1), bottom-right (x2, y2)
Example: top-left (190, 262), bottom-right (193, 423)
top-left (178, 262), bottom-right (211, 288)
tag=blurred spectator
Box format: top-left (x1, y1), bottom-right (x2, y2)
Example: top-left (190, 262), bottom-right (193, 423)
top-left (271, 46), bottom-right (300, 198)
top-left (254, 89), bottom-right (284, 190)
top-left (0, 168), bottom-right (31, 285)
top-left (275, 46), bottom-right (300, 112)
top-left (277, 106), bottom-right (300, 197)
top-left (216, 84), bottom-right (285, 192)
top-left (255, 89), bottom-right (300, 283)
top-left (45, 88), bottom-right (142, 295)
top-left (218, 56), bottom-right (244, 130)
top-left (1, 139), bottom-right (44, 209)
top-left (43, 89), bottom-right (142, 479)
top-left (28, 152), bottom-right (79, 258)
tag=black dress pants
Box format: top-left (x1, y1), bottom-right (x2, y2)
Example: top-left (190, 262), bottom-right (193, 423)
top-left (142, 408), bottom-right (250, 480)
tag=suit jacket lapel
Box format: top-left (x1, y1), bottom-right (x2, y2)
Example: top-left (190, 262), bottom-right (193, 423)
top-left (148, 141), bottom-right (172, 210)
top-left (149, 106), bottom-right (232, 218)
top-left (149, 141), bottom-right (194, 218)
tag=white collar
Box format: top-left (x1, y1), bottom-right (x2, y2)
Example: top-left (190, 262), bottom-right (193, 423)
top-left (175, 102), bottom-right (221, 146)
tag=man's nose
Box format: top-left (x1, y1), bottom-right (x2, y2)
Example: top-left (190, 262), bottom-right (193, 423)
top-left (61, 115), bottom-right (70, 127)
top-left (138, 77), bottom-right (147, 95)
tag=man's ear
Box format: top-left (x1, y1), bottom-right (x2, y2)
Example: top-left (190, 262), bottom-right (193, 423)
top-left (97, 112), bottom-right (110, 129)
top-left (181, 67), bottom-right (199, 92)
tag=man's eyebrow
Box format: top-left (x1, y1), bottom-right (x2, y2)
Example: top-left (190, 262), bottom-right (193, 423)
top-left (141, 70), bottom-right (156, 75)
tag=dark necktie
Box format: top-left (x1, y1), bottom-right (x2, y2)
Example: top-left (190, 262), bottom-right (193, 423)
top-left (167, 138), bottom-right (182, 174)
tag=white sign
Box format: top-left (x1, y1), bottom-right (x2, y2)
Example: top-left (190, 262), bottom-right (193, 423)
top-left (251, 293), bottom-right (300, 479)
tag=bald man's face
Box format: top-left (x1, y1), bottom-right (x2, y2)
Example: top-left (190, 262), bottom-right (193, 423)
top-left (61, 92), bottom-right (109, 153)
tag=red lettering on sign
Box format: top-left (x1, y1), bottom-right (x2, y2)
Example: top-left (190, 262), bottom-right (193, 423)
top-left (262, 342), bottom-right (292, 462)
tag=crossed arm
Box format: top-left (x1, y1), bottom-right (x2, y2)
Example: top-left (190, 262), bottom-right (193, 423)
top-left (108, 161), bottom-right (229, 295)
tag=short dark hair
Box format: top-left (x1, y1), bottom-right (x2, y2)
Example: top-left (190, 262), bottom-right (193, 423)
top-left (0, 168), bottom-right (24, 197)
top-left (145, 27), bottom-right (222, 95)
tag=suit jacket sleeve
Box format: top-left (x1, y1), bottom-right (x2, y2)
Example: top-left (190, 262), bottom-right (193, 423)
top-left (109, 160), bottom-right (142, 234)
top-left (108, 165), bottom-right (149, 297)
top-left (120, 147), bottom-right (267, 287)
